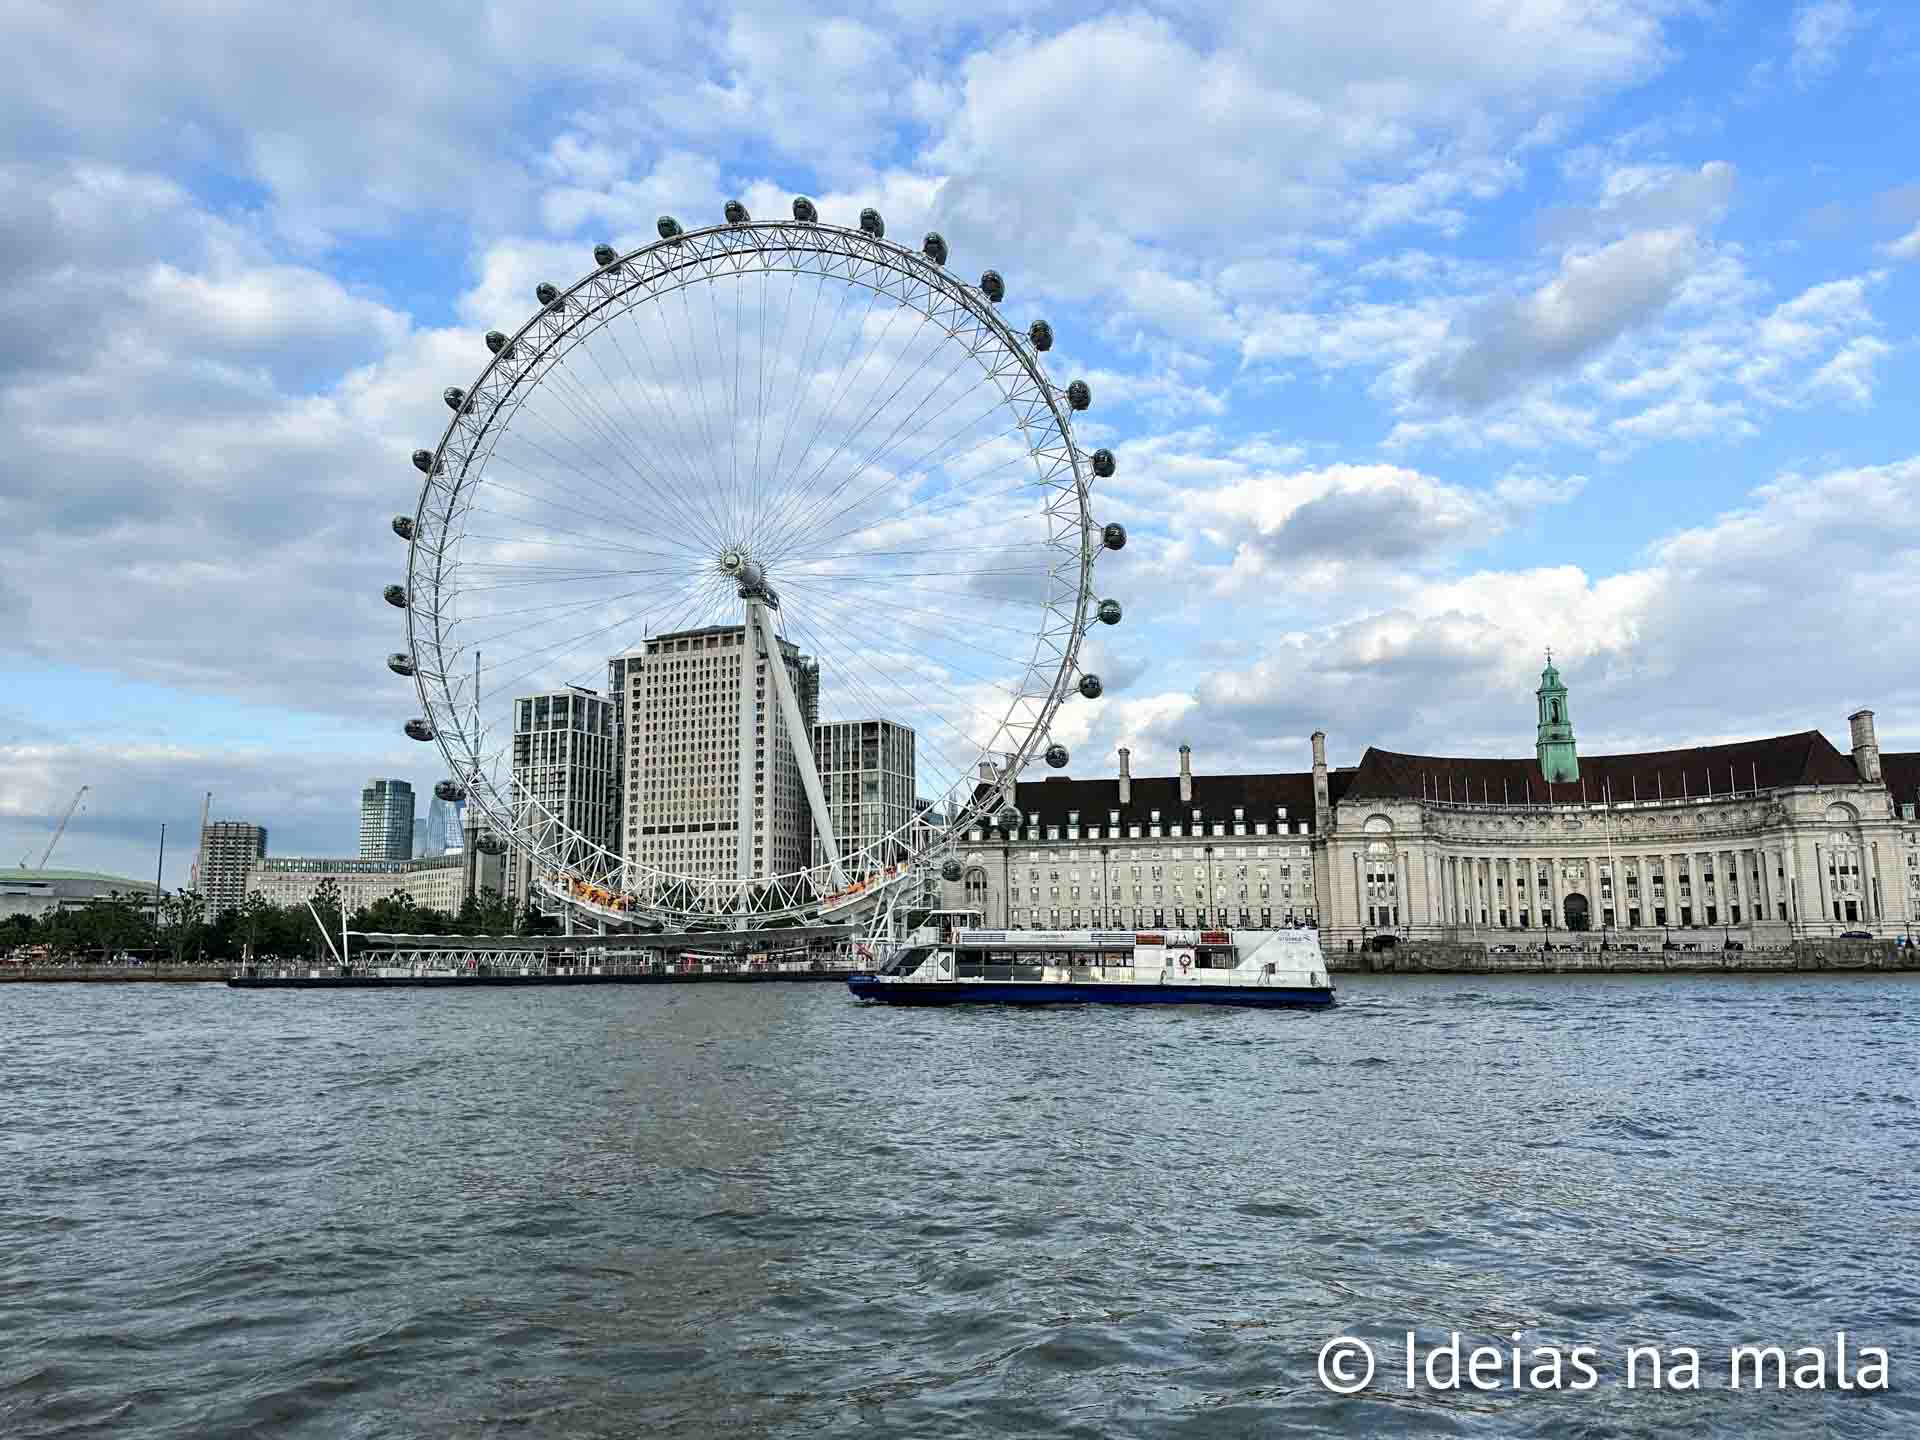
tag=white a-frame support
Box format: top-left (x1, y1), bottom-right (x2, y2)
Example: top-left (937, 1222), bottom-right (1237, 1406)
top-left (748, 597), bottom-right (845, 892)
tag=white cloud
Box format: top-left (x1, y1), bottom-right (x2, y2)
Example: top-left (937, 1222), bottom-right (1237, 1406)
top-left (1089, 456), bottom-right (1920, 772)
top-left (1880, 223), bottom-right (1920, 262)
top-left (1807, 336), bottom-right (1891, 407)
top-left (1410, 228), bottom-right (1700, 409)
top-left (1790, 0), bottom-right (1862, 83)
top-left (1538, 160), bottom-right (1736, 245)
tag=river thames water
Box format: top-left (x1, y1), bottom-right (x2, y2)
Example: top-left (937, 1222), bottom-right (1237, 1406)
top-left (3, 974), bottom-right (1917, 1439)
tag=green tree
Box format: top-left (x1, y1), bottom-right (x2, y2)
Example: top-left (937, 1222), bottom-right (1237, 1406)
top-left (158, 889), bottom-right (208, 964)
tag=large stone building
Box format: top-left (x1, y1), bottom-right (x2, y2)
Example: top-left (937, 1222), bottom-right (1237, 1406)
top-left (246, 851), bottom-right (501, 914)
top-left (944, 662), bottom-right (1920, 946)
top-left (945, 742), bottom-right (1321, 931)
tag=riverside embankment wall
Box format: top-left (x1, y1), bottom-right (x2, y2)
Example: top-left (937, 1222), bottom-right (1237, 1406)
top-left (1331, 941), bottom-right (1920, 975)
top-left (0, 965), bottom-right (234, 982)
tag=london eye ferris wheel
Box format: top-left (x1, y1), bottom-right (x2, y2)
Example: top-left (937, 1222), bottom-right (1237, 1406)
top-left (384, 196), bottom-right (1126, 928)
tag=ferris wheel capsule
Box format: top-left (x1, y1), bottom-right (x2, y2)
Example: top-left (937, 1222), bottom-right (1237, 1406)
top-left (443, 386), bottom-right (467, 412)
top-left (980, 270), bottom-right (1005, 303)
top-left (996, 806), bottom-right (1023, 832)
top-left (724, 199), bottom-right (750, 224)
top-left (941, 858), bottom-right (964, 882)
top-left (657, 216), bottom-right (682, 239)
top-left (1090, 448), bottom-right (1115, 478)
top-left (484, 331), bottom-right (513, 358)
top-left (793, 196), bottom-right (818, 222)
top-left (1097, 598), bottom-right (1123, 625)
top-left (593, 243), bottom-right (618, 268)
top-left (473, 831), bottom-right (506, 855)
top-left (1102, 523), bottom-right (1127, 551)
top-left (535, 282), bottom-right (562, 309)
top-left (1078, 674), bottom-right (1103, 699)
top-left (434, 779), bottom-right (466, 802)
top-left (859, 207), bottom-right (885, 238)
top-left (387, 652), bottom-right (416, 676)
top-left (404, 718), bottom-right (435, 742)
top-left (391, 515), bottom-right (414, 540)
top-left (1067, 380), bottom-right (1091, 411)
top-left (923, 232), bottom-right (948, 265)
top-left (1045, 744), bottom-right (1070, 769)
top-left (411, 449), bottom-right (434, 473)
top-left (1029, 320), bottom-right (1053, 351)
top-left (383, 584), bottom-right (408, 608)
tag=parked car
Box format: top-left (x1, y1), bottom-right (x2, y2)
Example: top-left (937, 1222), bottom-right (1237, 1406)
top-left (1489, 943), bottom-right (1518, 954)
top-left (1722, 939), bottom-right (1745, 951)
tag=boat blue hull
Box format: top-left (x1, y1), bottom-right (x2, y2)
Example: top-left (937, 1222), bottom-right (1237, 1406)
top-left (846, 975), bottom-right (1334, 1008)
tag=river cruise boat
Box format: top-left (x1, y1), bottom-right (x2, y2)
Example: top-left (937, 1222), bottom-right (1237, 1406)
top-left (847, 918), bottom-right (1334, 1008)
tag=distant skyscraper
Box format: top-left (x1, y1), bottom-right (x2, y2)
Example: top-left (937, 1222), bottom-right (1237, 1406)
top-left (423, 786), bottom-right (465, 856)
top-left (813, 719), bottom-right (917, 875)
top-left (511, 687), bottom-right (618, 898)
top-left (621, 623), bottom-right (818, 884)
top-left (199, 821), bottom-right (267, 914)
top-left (359, 779), bottom-right (415, 862)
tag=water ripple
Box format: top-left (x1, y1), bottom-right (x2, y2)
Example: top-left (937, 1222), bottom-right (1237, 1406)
top-left (2, 974), bottom-right (1918, 1437)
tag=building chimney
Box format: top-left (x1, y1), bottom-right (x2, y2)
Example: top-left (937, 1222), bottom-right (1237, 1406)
top-left (978, 758), bottom-right (997, 784)
top-left (1311, 729), bottom-right (1330, 829)
top-left (1848, 709), bottom-right (1882, 784)
top-left (1117, 746), bottom-right (1131, 807)
top-left (1179, 743), bottom-right (1193, 804)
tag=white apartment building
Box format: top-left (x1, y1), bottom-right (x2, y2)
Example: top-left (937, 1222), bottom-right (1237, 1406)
top-left (621, 623), bottom-right (818, 883)
top-left (199, 821), bottom-right (268, 915)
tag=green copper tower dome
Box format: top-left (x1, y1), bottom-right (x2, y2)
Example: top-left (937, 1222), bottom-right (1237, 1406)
top-left (1535, 650), bottom-right (1579, 783)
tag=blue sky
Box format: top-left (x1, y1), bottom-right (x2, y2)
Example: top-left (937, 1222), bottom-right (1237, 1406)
top-left (1, 0), bottom-right (1916, 886)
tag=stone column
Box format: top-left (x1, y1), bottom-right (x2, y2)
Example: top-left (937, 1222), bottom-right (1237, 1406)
top-left (1813, 842), bottom-right (1828, 924)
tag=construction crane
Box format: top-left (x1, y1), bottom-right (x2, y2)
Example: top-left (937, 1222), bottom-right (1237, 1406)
top-left (189, 791), bottom-right (211, 890)
top-left (22, 785), bottom-right (89, 869)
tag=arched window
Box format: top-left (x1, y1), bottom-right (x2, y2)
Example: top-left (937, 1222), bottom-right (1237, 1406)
top-left (1551, 700), bottom-right (1562, 724)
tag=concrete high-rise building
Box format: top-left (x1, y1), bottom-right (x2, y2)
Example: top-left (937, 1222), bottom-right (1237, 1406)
top-left (621, 623), bottom-right (819, 883)
top-left (607, 649), bottom-right (646, 859)
top-left (199, 821), bottom-right (267, 914)
top-left (812, 719), bottom-right (917, 875)
top-left (511, 686), bottom-right (618, 897)
top-left (359, 779), bottom-right (415, 862)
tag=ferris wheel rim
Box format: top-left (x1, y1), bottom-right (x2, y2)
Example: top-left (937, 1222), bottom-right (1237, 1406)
top-left (401, 214), bottom-right (1104, 924)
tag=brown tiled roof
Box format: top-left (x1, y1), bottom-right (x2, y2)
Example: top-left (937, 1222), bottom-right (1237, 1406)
top-left (991, 767), bottom-right (1348, 831)
top-left (1342, 729), bottom-right (1866, 804)
top-left (1883, 752), bottom-right (1920, 807)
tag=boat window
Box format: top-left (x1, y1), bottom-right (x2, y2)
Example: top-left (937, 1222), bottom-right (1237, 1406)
top-left (881, 945), bottom-right (933, 975)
